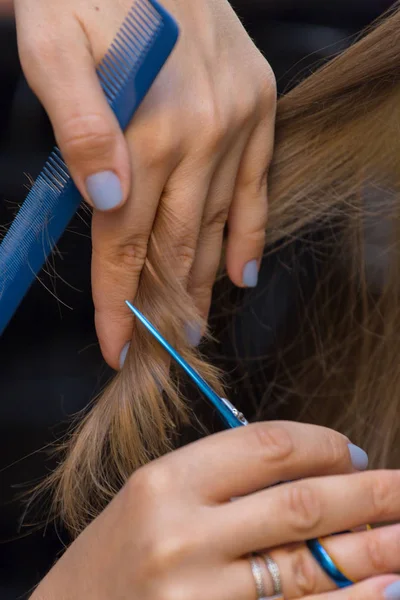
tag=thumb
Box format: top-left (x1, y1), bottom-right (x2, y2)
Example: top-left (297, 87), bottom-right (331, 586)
top-left (17, 17), bottom-right (131, 212)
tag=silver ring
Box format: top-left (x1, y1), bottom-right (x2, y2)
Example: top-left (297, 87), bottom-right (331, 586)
top-left (263, 553), bottom-right (282, 597)
top-left (249, 555), bottom-right (267, 599)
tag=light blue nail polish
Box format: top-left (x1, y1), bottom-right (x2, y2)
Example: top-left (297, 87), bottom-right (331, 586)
top-left (185, 322), bottom-right (202, 347)
top-left (119, 342), bottom-right (130, 369)
top-left (243, 259), bottom-right (259, 287)
top-left (348, 443), bottom-right (369, 471)
top-left (384, 581), bottom-right (400, 599)
top-left (86, 171), bottom-right (123, 211)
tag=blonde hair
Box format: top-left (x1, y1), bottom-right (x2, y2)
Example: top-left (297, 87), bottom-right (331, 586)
top-left (41, 3), bottom-right (400, 535)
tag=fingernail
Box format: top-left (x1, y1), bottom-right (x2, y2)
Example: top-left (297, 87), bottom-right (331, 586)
top-left (243, 260), bottom-right (258, 287)
top-left (185, 322), bottom-right (202, 347)
top-left (348, 443), bottom-right (369, 471)
top-left (119, 342), bottom-right (130, 369)
top-left (384, 581), bottom-right (400, 599)
top-left (86, 171), bottom-right (123, 211)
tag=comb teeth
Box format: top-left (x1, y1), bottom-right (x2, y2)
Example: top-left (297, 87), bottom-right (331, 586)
top-left (0, 0), bottom-right (179, 335)
top-left (98, 0), bottom-right (162, 103)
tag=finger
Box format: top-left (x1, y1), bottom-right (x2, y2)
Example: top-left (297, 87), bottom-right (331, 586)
top-left (216, 562), bottom-right (400, 600)
top-left (218, 469), bottom-right (400, 556)
top-left (258, 524), bottom-right (400, 598)
top-left (155, 421), bottom-right (362, 501)
top-left (93, 149), bottom-right (209, 367)
top-left (16, 13), bottom-right (130, 211)
top-left (187, 137), bottom-right (249, 340)
top-left (149, 156), bottom-right (215, 288)
top-left (147, 113), bottom-right (243, 299)
top-left (92, 164), bottom-right (169, 369)
top-left (305, 576), bottom-right (400, 600)
top-left (91, 89), bottom-right (189, 367)
top-left (225, 116), bottom-right (275, 288)
top-left (311, 525), bottom-right (400, 588)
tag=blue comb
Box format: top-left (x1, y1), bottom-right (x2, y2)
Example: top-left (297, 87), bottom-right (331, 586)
top-left (0, 0), bottom-right (179, 335)
top-left (125, 300), bottom-right (248, 429)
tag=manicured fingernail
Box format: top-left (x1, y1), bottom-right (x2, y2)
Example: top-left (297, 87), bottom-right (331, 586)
top-left (348, 443), bottom-right (369, 471)
top-left (185, 322), bottom-right (202, 347)
top-left (243, 260), bottom-right (258, 287)
top-left (384, 581), bottom-right (400, 598)
top-left (86, 171), bottom-right (122, 210)
top-left (119, 342), bottom-right (130, 369)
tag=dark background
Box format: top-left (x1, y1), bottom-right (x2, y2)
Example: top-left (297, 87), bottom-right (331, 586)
top-left (0, 1), bottom-right (395, 597)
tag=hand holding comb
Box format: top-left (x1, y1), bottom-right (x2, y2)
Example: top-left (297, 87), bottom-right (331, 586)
top-left (0, 0), bottom-right (179, 336)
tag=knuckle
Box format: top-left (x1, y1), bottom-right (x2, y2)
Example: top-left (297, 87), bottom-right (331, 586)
top-left (117, 240), bottom-right (148, 270)
top-left (364, 531), bottom-right (390, 573)
top-left (390, 527), bottom-right (400, 563)
top-left (237, 165), bottom-right (269, 195)
top-left (139, 136), bottom-right (176, 170)
top-left (190, 285), bottom-right (212, 310)
top-left (127, 463), bottom-right (173, 502)
top-left (234, 94), bottom-right (258, 125)
top-left (242, 228), bottom-right (266, 248)
top-left (203, 206), bottom-right (230, 231)
top-left (199, 123), bottom-right (225, 153)
top-left (193, 100), bottom-right (225, 153)
top-left (132, 111), bottom-right (184, 170)
top-left (323, 430), bottom-right (350, 470)
top-left (156, 583), bottom-right (190, 600)
top-left (94, 234), bottom-right (148, 272)
top-left (230, 220), bottom-right (266, 253)
top-left (284, 484), bottom-right (322, 534)
top-left (141, 527), bottom-right (201, 587)
top-left (59, 114), bottom-right (116, 160)
top-left (369, 471), bottom-right (400, 520)
top-left (291, 546), bottom-right (319, 596)
top-left (148, 533), bottom-right (192, 574)
top-left (259, 69), bottom-right (277, 108)
top-left (175, 242), bottom-right (197, 274)
top-left (251, 423), bottom-right (294, 463)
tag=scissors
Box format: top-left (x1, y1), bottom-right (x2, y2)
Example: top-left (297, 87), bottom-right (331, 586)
top-left (125, 301), bottom-right (248, 429)
top-left (125, 301), bottom-right (355, 590)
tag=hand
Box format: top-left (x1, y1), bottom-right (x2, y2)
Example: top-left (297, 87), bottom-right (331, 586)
top-left (31, 422), bottom-right (400, 599)
top-left (14, 0), bottom-right (276, 369)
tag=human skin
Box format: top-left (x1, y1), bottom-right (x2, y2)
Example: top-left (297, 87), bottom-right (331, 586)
top-left (30, 422), bottom-right (400, 599)
top-left (13, 0), bottom-right (276, 369)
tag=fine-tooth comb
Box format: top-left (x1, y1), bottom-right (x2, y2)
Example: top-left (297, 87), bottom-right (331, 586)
top-left (0, 0), bottom-right (179, 335)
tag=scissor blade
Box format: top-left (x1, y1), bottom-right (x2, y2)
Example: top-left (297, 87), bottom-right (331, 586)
top-left (125, 300), bottom-right (247, 428)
